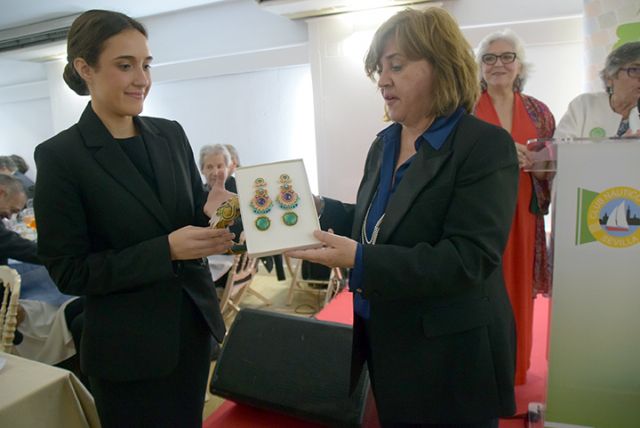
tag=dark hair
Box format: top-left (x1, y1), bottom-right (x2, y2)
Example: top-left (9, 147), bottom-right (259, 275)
top-left (9, 155), bottom-right (28, 174)
top-left (63, 10), bottom-right (147, 95)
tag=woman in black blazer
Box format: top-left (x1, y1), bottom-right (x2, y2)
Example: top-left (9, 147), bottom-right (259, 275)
top-left (33, 10), bottom-right (234, 427)
top-left (289, 8), bottom-right (519, 427)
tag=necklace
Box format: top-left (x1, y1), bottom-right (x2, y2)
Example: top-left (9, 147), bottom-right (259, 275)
top-left (361, 200), bottom-right (385, 245)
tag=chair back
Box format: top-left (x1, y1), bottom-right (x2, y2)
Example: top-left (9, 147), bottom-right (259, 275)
top-left (0, 266), bottom-right (21, 353)
top-left (285, 257), bottom-right (344, 308)
top-left (219, 252), bottom-right (259, 318)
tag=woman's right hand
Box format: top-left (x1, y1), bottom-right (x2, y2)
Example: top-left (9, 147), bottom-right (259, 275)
top-left (168, 226), bottom-right (235, 260)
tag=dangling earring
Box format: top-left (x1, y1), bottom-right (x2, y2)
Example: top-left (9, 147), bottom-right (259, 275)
top-left (250, 177), bottom-right (272, 231)
top-left (480, 78), bottom-right (488, 92)
top-left (276, 174), bottom-right (299, 226)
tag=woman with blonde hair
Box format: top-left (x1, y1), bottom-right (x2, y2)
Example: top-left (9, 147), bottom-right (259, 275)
top-left (288, 7), bottom-right (518, 426)
top-left (474, 29), bottom-right (554, 386)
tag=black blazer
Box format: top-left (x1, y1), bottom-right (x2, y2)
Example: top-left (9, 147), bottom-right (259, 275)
top-left (34, 104), bottom-right (225, 381)
top-left (322, 114), bottom-right (519, 423)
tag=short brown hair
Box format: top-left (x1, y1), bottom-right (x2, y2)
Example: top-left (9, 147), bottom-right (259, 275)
top-left (365, 8), bottom-right (479, 117)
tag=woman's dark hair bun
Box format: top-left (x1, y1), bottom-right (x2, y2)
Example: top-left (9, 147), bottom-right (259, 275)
top-left (63, 62), bottom-right (89, 96)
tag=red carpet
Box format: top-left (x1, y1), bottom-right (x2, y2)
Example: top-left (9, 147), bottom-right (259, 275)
top-left (500, 296), bottom-right (549, 428)
top-left (204, 291), bottom-right (549, 427)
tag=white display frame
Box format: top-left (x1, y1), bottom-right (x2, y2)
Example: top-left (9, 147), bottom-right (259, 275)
top-left (235, 159), bottom-right (322, 257)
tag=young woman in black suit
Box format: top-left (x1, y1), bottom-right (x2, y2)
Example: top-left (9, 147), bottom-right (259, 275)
top-left (288, 8), bottom-right (519, 427)
top-left (33, 10), bottom-right (234, 427)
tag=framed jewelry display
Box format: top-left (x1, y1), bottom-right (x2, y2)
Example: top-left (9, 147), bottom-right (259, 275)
top-left (235, 159), bottom-right (322, 257)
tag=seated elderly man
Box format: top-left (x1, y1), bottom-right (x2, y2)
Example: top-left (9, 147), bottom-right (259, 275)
top-left (0, 155), bottom-right (34, 200)
top-left (0, 174), bottom-right (83, 366)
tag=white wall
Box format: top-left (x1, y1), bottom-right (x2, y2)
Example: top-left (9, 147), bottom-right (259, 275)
top-left (0, 0), bottom-right (588, 200)
top-left (143, 0), bottom-right (307, 64)
top-left (308, 5), bottom-right (585, 202)
top-left (144, 65), bottom-right (318, 192)
top-left (0, 98), bottom-right (52, 180)
top-left (0, 0), bottom-right (311, 183)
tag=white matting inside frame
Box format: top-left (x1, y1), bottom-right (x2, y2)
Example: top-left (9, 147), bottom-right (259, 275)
top-left (235, 159), bottom-right (321, 257)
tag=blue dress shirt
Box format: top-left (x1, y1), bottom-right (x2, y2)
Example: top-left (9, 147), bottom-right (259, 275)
top-left (349, 108), bottom-right (465, 318)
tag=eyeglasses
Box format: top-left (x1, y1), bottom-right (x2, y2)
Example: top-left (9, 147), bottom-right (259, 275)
top-left (619, 67), bottom-right (640, 78)
top-left (481, 52), bottom-right (517, 65)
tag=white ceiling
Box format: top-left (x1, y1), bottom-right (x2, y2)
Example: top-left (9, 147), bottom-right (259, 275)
top-left (0, 0), bottom-right (236, 31)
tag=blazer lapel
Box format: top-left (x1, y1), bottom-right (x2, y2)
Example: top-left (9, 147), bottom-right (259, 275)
top-left (77, 104), bottom-right (173, 232)
top-left (376, 145), bottom-right (452, 243)
top-left (135, 117), bottom-right (178, 225)
top-left (351, 139), bottom-right (383, 240)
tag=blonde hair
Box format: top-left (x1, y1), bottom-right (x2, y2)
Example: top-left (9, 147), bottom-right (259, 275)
top-left (365, 7), bottom-right (479, 117)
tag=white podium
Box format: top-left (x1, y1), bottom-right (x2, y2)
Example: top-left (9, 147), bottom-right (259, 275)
top-left (527, 137), bottom-right (640, 427)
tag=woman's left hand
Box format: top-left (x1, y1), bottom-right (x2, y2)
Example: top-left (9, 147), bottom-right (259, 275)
top-left (287, 230), bottom-right (357, 268)
top-left (514, 142), bottom-right (533, 170)
top-left (204, 170), bottom-right (236, 218)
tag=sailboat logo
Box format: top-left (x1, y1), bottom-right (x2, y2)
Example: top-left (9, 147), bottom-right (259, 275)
top-left (576, 186), bottom-right (640, 248)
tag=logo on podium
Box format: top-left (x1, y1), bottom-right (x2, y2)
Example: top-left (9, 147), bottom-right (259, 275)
top-left (576, 186), bottom-right (640, 248)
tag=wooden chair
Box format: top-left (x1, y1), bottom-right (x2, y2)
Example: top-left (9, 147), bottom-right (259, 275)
top-left (285, 256), bottom-right (343, 308)
top-left (218, 252), bottom-right (267, 320)
top-left (0, 266), bottom-right (21, 353)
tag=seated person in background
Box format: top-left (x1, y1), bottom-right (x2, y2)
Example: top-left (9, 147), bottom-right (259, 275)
top-left (0, 156), bottom-right (34, 199)
top-left (555, 41), bottom-right (640, 138)
top-left (0, 174), bottom-right (34, 263)
top-left (224, 144), bottom-right (240, 193)
top-left (0, 174), bottom-right (83, 365)
top-left (199, 144), bottom-right (237, 290)
top-left (10, 154), bottom-right (36, 199)
top-left (200, 144), bottom-right (232, 192)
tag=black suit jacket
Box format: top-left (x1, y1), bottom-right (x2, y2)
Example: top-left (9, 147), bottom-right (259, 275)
top-left (321, 114), bottom-right (519, 423)
top-left (34, 103), bottom-right (225, 381)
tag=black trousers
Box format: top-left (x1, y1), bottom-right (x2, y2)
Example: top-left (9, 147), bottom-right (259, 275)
top-left (360, 316), bottom-right (499, 428)
top-left (90, 292), bottom-right (212, 428)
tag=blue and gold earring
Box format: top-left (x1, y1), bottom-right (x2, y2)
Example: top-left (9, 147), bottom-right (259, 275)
top-left (276, 174), bottom-right (299, 226)
top-left (250, 178), bottom-right (272, 231)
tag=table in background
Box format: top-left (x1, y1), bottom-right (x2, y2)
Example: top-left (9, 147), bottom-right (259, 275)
top-left (0, 352), bottom-right (100, 428)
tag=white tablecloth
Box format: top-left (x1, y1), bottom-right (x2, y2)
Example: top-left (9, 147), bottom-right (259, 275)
top-left (0, 352), bottom-right (100, 428)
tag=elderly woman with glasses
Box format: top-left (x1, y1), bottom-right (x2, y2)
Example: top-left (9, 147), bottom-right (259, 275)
top-left (474, 29), bottom-right (555, 386)
top-left (555, 41), bottom-right (640, 138)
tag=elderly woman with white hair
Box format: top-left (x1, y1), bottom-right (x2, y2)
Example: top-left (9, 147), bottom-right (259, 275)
top-left (474, 29), bottom-right (554, 386)
top-left (555, 41), bottom-right (640, 138)
top-left (199, 144), bottom-right (232, 191)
